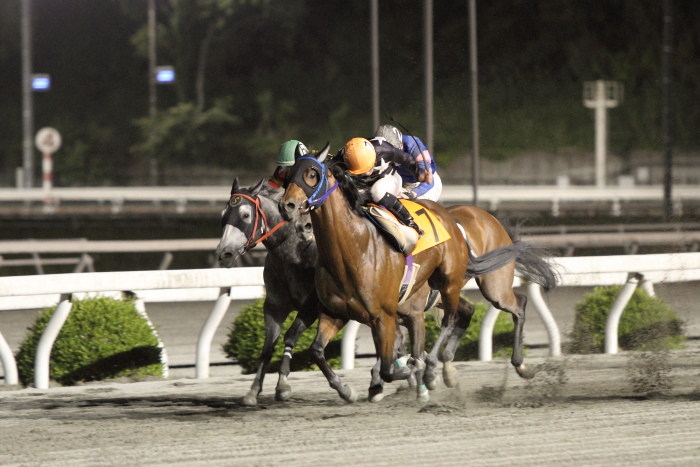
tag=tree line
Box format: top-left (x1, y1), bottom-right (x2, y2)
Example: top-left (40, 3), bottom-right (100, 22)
top-left (0, 0), bottom-right (698, 186)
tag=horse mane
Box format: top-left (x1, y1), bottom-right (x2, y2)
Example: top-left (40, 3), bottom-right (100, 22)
top-left (258, 182), bottom-right (283, 203)
top-left (327, 155), bottom-right (371, 216)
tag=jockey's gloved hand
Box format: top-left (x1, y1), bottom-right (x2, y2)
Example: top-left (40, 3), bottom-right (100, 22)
top-left (403, 190), bottom-right (417, 200)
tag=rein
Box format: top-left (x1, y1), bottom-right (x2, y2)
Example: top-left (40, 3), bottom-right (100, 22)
top-left (233, 192), bottom-right (286, 249)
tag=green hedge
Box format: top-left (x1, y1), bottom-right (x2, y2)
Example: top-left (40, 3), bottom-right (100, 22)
top-left (222, 298), bottom-right (343, 374)
top-left (416, 299), bottom-right (517, 361)
top-left (568, 286), bottom-right (685, 354)
top-left (15, 297), bottom-right (164, 387)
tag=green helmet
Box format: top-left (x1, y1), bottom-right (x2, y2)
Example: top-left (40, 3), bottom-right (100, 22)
top-left (277, 140), bottom-right (309, 166)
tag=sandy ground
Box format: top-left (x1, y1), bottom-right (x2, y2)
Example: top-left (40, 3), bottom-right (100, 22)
top-left (1, 282), bottom-right (699, 466)
top-left (0, 350), bottom-right (699, 466)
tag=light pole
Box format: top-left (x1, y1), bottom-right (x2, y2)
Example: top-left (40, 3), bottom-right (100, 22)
top-left (583, 80), bottom-right (623, 188)
top-left (469, 0), bottom-right (479, 204)
top-left (370, 0), bottom-right (379, 132)
top-left (21, 0), bottom-right (33, 188)
top-left (423, 0), bottom-right (433, 154)
top-left (148, 0), bottom-right (157, 117)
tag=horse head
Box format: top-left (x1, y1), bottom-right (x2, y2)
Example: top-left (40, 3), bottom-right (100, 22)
top-left (216, 177), bottom-right (270, 267)
top-left (279, 142), bottom-right (333, 225)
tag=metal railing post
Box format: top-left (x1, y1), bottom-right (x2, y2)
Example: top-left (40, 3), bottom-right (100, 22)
top-left (604, 273), bottom-right (642, 354)
top-left (35, 294), bottom-right (72, 389)
top-left (195, 288), bottom-right (231, 379)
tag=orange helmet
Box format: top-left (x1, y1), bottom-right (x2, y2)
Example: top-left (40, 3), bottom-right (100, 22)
top-left (344, 138), bottom-right (376, 175)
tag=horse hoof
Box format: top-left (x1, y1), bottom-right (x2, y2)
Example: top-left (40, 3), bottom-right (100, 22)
top-left (240, 392), bottom-right (258, 407)
top-left (424, 370), bottom-right (438, 390)
top-left (275, 388), bottom-right (291, 401)
top-left (275, 379), bottom-right (292, 402)
top-left (340, 385), bottom-right (358, 403)
top-left (516, 363), bottom-right (536, 379)
top-left (368, 385), bottom-right (384, 403)
top-left (443, 365), bottom-right (458, 388)
top-left (425, 378), bottom-right (438, 391)
top-left (417, 385), bottom-right (430, 403)
top-left (442, 367), bottom-right (457, 388)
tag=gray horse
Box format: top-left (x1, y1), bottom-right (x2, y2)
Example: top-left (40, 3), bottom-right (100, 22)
top-left (217, 178), bottom-right (320, 406)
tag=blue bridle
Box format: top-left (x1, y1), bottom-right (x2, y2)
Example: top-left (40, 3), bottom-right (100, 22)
top-left (286, 155), bottom-right (338, 210)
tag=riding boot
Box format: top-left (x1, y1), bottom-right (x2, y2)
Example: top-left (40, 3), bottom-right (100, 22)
top-left (378, 193), bottom-right (424, 236)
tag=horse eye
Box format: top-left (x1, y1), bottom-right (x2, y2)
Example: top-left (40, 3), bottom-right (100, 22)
top-left (243, 213), bottom-right (250, 219)
top-left (304, 168), bottom-right (319, 187)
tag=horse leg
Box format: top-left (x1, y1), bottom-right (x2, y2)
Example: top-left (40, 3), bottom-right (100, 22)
top-left (440, 297), bottom-right (475, 388)
top-left (479, 275), bottom-right (535, 379)
top-left (241, 311), bottom-right (284, 407)
top-left (401, 308), bottom-right (429, 402)
top-left (374, 313), bottom-right (415, 385)
top-left (368, 328), bottom-right (406, 403)
top-left (275, 305), bottom-right (319, 401)
top-left (310, 313), bottom-right (357, 403)
top-left (509, 292), bottom-right (535, 378)
top-left (423, 309), bottom-right (456, 390)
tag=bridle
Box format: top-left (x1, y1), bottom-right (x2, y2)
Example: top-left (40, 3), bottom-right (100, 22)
top-left (226, 191), bottom-right (285, 252)
top-left (286, 155), bottom-right (338, 214)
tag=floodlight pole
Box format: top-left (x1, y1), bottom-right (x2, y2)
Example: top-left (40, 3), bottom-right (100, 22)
top-left (583, 80), bottom-right (622, 188)
top-left (370, 0), bottom-right (379, 131)
top-left (469, 0), bottom-right (479, 204)
top-left (148, 0), bottom-right (157, 117)
top-left (662, 0), bottom-right (674, 221)
top-left (21, 0), bottom-right (33, 188)
top-left (423, 0), bottom-right (434, 154)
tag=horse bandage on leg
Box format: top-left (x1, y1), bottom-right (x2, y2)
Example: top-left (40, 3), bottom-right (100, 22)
top-left (283, 346), bottom-right (293, 359)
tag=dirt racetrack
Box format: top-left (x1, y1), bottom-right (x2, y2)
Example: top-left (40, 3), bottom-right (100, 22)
top-left (1, 348), bottom-right (699, 467)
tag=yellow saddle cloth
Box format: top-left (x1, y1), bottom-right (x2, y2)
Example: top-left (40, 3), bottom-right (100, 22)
top-left (400, 199), bottom-right (451, 255)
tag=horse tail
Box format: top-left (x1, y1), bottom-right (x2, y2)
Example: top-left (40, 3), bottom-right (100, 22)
top-left (464, 221), bottom-right (560, 291)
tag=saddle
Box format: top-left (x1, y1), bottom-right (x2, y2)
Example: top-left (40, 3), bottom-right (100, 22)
top-left (364, 200), bottom-right (453, 306)
top-left (363, 199), bottom-right (451, 255)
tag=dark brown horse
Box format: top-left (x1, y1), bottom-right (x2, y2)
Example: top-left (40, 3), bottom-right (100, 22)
top-left (280, 144), bottom-right (559, 399)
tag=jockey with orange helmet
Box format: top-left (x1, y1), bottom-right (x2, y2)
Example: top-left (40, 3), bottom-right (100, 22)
top-left (268, 140), bottom-right (309, 189)
top-left (340, 136), bottom-right (427, 235)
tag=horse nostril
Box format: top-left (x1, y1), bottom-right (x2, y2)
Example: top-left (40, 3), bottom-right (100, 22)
top-left (285, 202), bottom-right (296, 212)
top-left (222, 252), bottom-right (233, 259)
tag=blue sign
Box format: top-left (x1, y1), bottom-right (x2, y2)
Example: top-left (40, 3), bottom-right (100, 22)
top-left (155, 66), bottom-right (175, 84)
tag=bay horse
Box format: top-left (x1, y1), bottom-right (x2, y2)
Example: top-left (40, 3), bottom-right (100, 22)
top-left (216, 177), bottom-right (433, 404)
top-left (280, 144), bottom-right (559, 399)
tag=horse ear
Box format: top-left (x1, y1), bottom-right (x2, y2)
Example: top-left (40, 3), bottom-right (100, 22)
top-left (251, 178), bottom-right (265, 196)
top-left (231, 177), bottom-right (239, 195)
top-left (317, 142), bottom-right (331, 163)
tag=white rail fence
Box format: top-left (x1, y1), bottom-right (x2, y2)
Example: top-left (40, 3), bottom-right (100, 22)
top-left (1, 252), bottom-right (699, 389)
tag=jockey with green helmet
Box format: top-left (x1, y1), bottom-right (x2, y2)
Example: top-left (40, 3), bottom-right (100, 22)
top-left (269, 140), bottom-right (309, 189)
